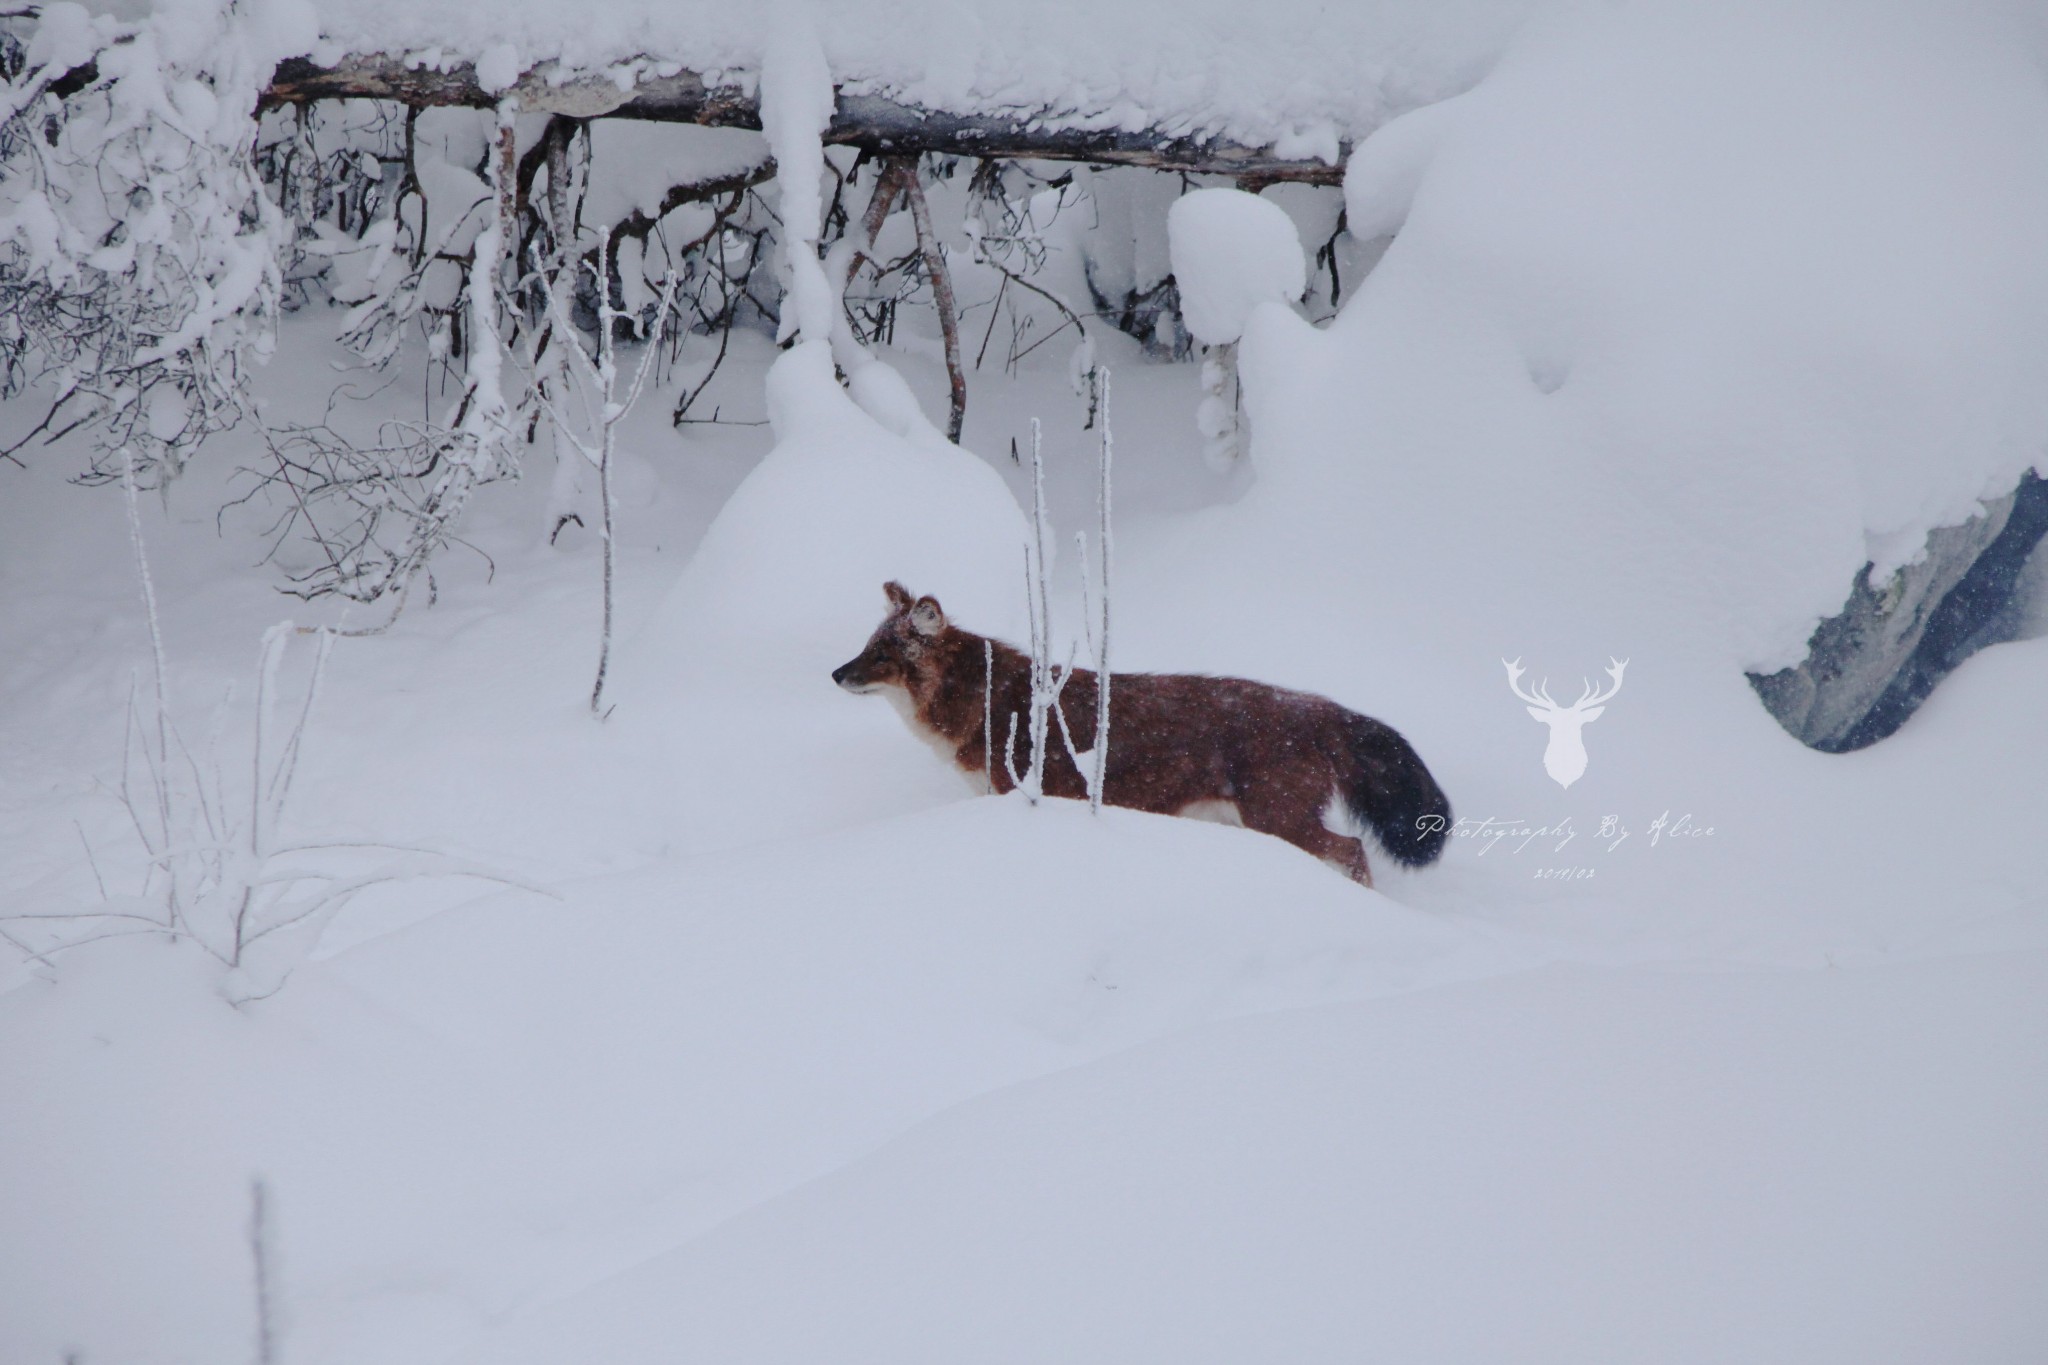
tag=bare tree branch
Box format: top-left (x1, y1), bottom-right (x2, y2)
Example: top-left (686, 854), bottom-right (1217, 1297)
top-left (894, 158), bottom-right (968, 443)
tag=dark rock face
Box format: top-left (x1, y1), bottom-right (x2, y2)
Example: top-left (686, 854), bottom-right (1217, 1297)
top-left (1750, 471), bottom-right (2048, 752)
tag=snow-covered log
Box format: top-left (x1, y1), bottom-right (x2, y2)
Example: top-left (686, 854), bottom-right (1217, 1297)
top-left (258, 55), bottom-right (1347, 186)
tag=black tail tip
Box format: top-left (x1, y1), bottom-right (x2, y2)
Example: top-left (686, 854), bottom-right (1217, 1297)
top-left (1382, 804), bottom-right (1451, 867)
top-left (1342, 715), bottom-right (1451, 869)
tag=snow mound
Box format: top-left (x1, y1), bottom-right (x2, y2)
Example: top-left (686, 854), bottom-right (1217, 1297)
top-left (1167, 188), bottom-right (1306, 347)
top-left (615, 33), bottom-right (1034, 856)
top-left (1341, 0), bottom-right (2048, 617)
top-left (471, 951), bottom-right (2048, 1365)
top-left (1112, 0), bottom-right (2048, 961)
top-left (1140, 0), bottom-right (2048, 680)
top-left (616, 341), bottom-right (1029, 856)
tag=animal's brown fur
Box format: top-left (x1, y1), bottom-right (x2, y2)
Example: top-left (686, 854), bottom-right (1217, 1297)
top-left (832, 582), bottom-right (1451, 885)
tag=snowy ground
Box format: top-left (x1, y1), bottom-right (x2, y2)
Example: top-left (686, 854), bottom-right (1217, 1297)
top-left (8, 1), bottom-right (2048, 1361)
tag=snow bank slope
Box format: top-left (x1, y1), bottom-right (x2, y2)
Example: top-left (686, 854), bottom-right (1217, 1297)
top-left (1110, 0), bottom-right (2048, 961)
top-left (1337, 0), bottom-right (2048, 649)
top-left (469, 950), bottom-right (2048, 1365)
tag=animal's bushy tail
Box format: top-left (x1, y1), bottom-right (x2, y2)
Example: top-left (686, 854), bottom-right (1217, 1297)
top-left (1338, 713), bottom-right (1451, 868)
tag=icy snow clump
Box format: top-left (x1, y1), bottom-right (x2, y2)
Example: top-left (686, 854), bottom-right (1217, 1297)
top-left (1167, 189), bottom-right (1307, 347)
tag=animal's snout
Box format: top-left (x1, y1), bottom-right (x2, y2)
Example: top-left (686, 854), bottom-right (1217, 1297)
top-left (832, 660), bottom-right (863, 691)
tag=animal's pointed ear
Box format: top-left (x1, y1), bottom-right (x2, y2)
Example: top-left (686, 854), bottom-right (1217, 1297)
top-left (884, 581), bottom-right (913, 612)
top-left (909, 596), bottom-right (946, 637)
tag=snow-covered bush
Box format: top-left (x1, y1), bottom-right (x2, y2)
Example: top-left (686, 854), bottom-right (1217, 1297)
top-left (246, 105), bottom-right (790, 608)
top-left (0, 0), bottom-right (311, 481)
top-left (1, 0), bottom-right (1200, 613)
top-left (962, 158), bottom-right (1104, 424)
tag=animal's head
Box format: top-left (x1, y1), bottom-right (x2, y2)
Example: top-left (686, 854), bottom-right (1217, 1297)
top-left (833, 581), bottom-right (950, 698)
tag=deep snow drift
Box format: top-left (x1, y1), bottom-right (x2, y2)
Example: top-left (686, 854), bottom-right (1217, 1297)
top-left (6, 1), bottom-right (2048, 1362)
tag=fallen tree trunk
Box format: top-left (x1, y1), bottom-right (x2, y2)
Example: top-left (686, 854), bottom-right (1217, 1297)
top-left (260, 55), bottom-right (1346, 186)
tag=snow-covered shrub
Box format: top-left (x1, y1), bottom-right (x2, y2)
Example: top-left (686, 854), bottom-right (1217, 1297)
top-left (0, 0), bottom-right (311, 481)
top-left (241, 101), bottom-right (524, 610)
top-left (252, 99), bottom-right (411, 312)
top-left (962, 157), bottom-right (1103, 424)
top-left (2, 0), bottom-right (1214, 612)
top-left (1, 8), bottom-right (525, 609)
top-left (253, 106), bottom-right (790, 607)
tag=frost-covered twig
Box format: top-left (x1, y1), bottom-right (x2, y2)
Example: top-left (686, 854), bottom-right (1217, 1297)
top-left (517, 231), bottom-right (681, 715)
top-left (228, 100), bottom-right (519, 614)
top-left (1016, 375), bottom-right (1115, 810)
top-left (236, 854), bottom-right (557, 951)
top-left (225, 408), bottom-right (499, 613)
top-left (1002, 710), bottom-right (1026, 794)
top-left (966, 231), bottom-right (1097, 424)
top-left (0, 606), bottom-right (552, 995)
top-left (1020, 418), bottom-right (1054, 803)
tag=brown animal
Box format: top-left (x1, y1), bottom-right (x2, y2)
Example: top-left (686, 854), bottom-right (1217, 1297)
top-left (832, 582), bottom-right (1451, 885)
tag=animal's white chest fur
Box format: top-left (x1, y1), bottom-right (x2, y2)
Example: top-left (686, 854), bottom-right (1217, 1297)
top-left (882, 684), bottom-right (984, 791)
